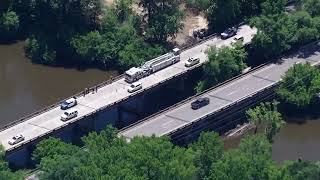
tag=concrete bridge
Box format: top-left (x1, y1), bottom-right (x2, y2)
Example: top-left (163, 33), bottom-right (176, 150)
top-left (119, 41), bottom-right (320, 145)
top-left (0, 25), bottom-right (256, 168)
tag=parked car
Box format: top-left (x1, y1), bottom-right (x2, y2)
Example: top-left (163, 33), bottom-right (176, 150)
top-left (185, 57), bottom-right (200, 67)
top-left (61, 109), bottom-right (78, 121)
top-left (60, 97), bottom-right (77, 110)
top-left (231, 35), bottom-right (244, 44)
top-left (193, 28), bottom-right (208, 39)
top-left (191, 97), bottom-right (210, 110)
top-left (128, 81), bottom-right (142, 93)
top-left (8, 134), bottom-right (25, 145)
top-left (221, 27), bottom-right (237, 39)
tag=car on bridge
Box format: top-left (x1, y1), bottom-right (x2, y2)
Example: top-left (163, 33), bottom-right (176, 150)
top-left (60, 97), bottom-right (77, 110)
top-left (128, 81), bottom-right (142, 93)
top-left (185, 57), bottom-right (200, 67)
top-left (221, 27), bottom-right (237, 39)
top-left (61, 109), bottom-right (78, 121)
top-left (8, 134), bottom-right (25, 145)
top-left (231, 35), bottom-right (244, 44)
top-left (191, 97), bottom-right (210, 110)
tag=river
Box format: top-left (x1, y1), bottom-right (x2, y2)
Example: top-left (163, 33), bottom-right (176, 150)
top-left (0, 42), bottom-right (117, 126)
top-left (272, 118), bottom-right (320, 164)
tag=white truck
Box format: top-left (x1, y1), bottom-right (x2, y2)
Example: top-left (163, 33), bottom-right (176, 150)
top-left (125, 48), bottom-right (181, 83)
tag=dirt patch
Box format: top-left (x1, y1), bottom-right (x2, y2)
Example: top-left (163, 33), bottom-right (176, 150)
top-left (173, 8), bottom-right (208, 46)
top-left (103, 0), bottom-right (115, 6)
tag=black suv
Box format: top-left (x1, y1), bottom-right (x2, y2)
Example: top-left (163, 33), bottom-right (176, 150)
top-left (220, 27), bottom-right (237, 39)
top-left (191, 97), bottom-right (210, 110)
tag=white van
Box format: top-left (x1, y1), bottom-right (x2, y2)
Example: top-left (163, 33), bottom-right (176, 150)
top-left (61, 109), bottom-right (78, 121)
top-left (128, 81), bottom-right (142, 93)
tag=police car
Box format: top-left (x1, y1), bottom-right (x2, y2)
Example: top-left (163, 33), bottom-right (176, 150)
top-left (60, 97), bottom-right (77, 110)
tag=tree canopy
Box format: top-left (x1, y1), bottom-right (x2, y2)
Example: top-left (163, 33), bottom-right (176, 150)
top-left (195, 43), bottom-right (247, 93)
top-left (246, 101), bottom-right (285, 142)
top-left (277, 63), bottom-right (320, 108)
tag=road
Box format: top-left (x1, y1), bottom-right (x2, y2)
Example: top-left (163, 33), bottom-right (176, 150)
top-left (119, 41), bottom-right (320, 140)
top-left (0, 25), bottom-right (257, 151)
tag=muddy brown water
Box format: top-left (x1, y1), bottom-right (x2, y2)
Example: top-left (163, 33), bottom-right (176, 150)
top-left (1, 42), bottom-right (320, 164)
top-left (0, 42), bottom-right (117, 126)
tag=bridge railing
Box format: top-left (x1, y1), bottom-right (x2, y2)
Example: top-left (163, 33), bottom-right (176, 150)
top-left (1, 25), bottom-right (232, 133)
top-left (0, 75), bottom-right (124, 132)
top-left (119, 62), bottom-right (269, 135)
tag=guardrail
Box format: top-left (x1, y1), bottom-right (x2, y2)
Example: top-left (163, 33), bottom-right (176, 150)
top-left (2, 25), bottom-right (232, 134)
top-left (0, 74), bottom-right (125, 132)
top-left (119, 62), bottom-right (269, 134)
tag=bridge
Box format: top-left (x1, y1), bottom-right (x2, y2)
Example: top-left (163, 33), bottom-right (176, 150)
top-left (0, 25), bottom-right (256, 168)
top-left (119, 41), bottom-right (320, 145)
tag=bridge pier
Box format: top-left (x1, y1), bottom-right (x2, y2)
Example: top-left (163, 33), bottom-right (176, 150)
top-left (93, 106), bottom-right (119, 131)
top-left (117, 95), bottom-right (146, 128)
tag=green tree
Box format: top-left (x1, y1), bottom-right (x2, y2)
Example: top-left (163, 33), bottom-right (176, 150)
top-left (246, 101), bottom-right (285, 142)
top-left (190, 132), bottom-right (223, 179)
top-left (139, 0), bottom-right (184, 42)
top-left (0, 11), bottom-right (19, 41)
top-left (25, 36), bottom-right (57, 65)
top-left (261, 0), bottom-right (286, 15)
top-left (206, 0), bottom-right (240, 32)
top-left (282, 161), bottom-right (320, 180)
top-left (32, 137), bottom-right (80, 164)
top-left (303, 0), bottom-right (320, 17)
top-left (209, 135), bottom-right (280, 180)
top-left (115, 0), bottom-right (133, 22)
top-left (277, 63), bottom-right (320, 108)
top-left (196, 43), bottom-right (247, 93)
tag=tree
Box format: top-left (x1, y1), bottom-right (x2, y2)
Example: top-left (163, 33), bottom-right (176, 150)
top-left (303, 0), bottom-right (320, 17)
top-left (246, 101), bottom-right (285, 142)
top-left (190, 132), bottom-right (223, 179)
top-left (282, 161), bottom-right (320, 180)
top-left (139, 0), bottom-right (184, 42)
top-left (209, 135), bottom-right (280, 180)
top-left (261, 0), bottom-right (286, 15)
top-left (206, 0), bottom-right (241, 32)
top-left (0, 11), bottom-right (19, 41)
top-left (25, 36), bottom-right (57, 65)
top-left (277, 63), bottom-right (320, 108)
top-left (32, 137), bottom-right (80, 164)
top-left (196, 43), bottom-right (247, 93)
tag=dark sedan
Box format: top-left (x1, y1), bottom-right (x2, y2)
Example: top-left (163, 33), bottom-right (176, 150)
top-left (191, 97), bottom-right (210, 110)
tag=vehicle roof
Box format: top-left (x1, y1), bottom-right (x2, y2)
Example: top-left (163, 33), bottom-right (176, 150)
top-left (65, 98), bottom-right (76, 103)
top-left (132, 81), bottom-right (142, 86)
top-left (65, 109), bottom-right (78, 113)
top-left (125, 67), bottom-right (142, 76)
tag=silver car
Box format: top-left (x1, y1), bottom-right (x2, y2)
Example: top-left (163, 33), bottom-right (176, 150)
top-left (61, 109), bottom-right (78, 121)
top-left (8, 134), bottom-right (25, 145)
top-left (185, 57), bottom-right (200, 67)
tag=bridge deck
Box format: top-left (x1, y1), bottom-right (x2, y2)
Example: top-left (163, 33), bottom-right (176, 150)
top-left (0, 25), bottom-right (256, 151)
top-left (120, 42), bottom-right (320, 140)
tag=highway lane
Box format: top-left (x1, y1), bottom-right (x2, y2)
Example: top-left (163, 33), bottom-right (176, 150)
top-left (0, 25), bottom-right (257, 151)
top-left (120, 41), bottom-right (320, 140)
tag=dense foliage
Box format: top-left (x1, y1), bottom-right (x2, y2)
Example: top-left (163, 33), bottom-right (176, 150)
top-left (195, 43), bottom-right (247, 93)
top-left (277, 63), bottom-right (320, 108)
top-left (0, 11), bottom-right (19, 42)
top-left (246, 101), bottom-right (285, 141)
top-left (31, 125), bottom-right (320, 180)
top-left (250, 0), bottom-right (320, 60)
top-left (187, 0), bottom-right (266, 32)
top-left (1, 0), bottom-right (186, 69)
